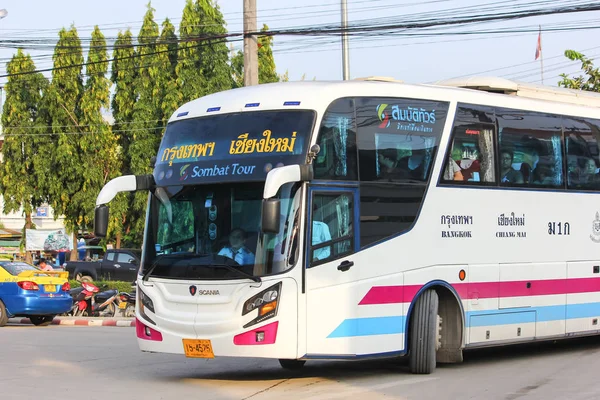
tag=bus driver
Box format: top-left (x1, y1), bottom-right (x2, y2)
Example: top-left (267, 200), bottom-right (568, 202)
top-left (218, 228), bottom-right (255, 265)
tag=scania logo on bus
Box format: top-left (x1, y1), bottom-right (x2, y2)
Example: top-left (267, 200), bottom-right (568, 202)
top-left (189, 286), bottom-right (220, 296)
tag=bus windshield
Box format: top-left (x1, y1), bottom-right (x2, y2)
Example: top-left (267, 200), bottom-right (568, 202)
top-left (153, 110), bottom-right (314, 186)
top-left (141, 182), bottom-right (303, 280)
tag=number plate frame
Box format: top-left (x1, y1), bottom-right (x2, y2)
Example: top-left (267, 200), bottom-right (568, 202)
top-left (182, 339), bottom-right (215, 358)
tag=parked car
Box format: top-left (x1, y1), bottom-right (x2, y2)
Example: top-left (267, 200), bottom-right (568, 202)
top-left (63, 249), bottom-right (141, 282)
top-left (0, 261), bottom-right (72, 326)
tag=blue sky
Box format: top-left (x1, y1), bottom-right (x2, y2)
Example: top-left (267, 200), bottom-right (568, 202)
top-left (0, 0), bottom-right (597, 86)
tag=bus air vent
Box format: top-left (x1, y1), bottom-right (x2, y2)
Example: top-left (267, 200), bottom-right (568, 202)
top-left (353, 76), bottom-right (404, 83)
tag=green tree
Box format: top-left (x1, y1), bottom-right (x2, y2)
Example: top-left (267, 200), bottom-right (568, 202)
top-left (177, 0), bottom-right (233, 102)
top-left (127, 3), bottom-right (161, 243)
top-left (0, 50), bottom-right (48, 262)
top-left (110, 29), bottom-right (138, 247)
top-left (77, 26), bottom-right (124, 246)
top-left (232, 24), bottom-right (280, 87)
top-left (156, 18), bottom-right (180, 122)
top-left (46, 25), bottom-right (85, 258)
top-left (177, 0), bottom-right (203, 102)
top-left (111, 29), bottom-right (137, 174)
top-left (558, 50), bottom-right (600, 91)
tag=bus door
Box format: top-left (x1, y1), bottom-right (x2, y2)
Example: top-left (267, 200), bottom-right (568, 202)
top-left (304, 186), bottom-right (360, 356)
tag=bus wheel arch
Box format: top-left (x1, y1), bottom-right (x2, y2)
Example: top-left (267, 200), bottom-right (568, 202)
top-left (407, 282), bottom-right (464, 373)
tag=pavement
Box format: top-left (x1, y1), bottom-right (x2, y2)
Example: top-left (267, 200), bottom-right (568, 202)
top-left (8, 315), bottom-right (135, 327)
top-left (3, 326), bottom-right (600, 400)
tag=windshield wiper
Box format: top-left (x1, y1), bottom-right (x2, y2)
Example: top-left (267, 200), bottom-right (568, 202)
top-left (142, 253), bottom-right (209, 281)
top-left (209, 263), bottom-right (261, 283)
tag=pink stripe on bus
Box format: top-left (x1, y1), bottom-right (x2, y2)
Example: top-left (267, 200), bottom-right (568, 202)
top-left (358, 285), bottom-right (403, 305)
top-left (359, 277), bottom-right (600, 305)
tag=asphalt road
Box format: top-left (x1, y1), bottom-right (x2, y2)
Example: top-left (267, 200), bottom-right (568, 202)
top-left (2, 323), bottom-right (600, 400)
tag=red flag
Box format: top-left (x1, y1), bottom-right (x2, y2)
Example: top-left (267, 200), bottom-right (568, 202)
top-left (535, 30), bottom-right (542, 60)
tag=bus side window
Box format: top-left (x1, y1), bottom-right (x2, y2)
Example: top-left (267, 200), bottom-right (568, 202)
top-left (497, 109), bottom-right (563, 187)
top-left (442, 122), bottom-right (496, 184)
top-left (565, 117), bottom-right (600, 190)
top-left (310, 193), bottom-right (354, 266)
top-left (314, 98), bottom-right (358, 181)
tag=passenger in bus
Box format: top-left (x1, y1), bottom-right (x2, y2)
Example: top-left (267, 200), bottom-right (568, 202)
top-left (578, 157), bottom-right (600, 185)
top-left (500, 149), bottom-right (524, 183)
top-left (443, 158), bottom-right (464, 181)
top-left (567, 155), bottom-right (579, 181)
top-left (532, 164), bottom-right (555, 185)
top-left (218, 228), bottom-right (255, 265)
top-left (311, 204), bottom-right (332, 261)
top-left (378, 148), bottom-right (426, 180)
top-left (396, 148), bottom-right (426, 180)
top-left (377, 148), bottom-right (401, 180)
top-left (451, 145), bottom-right (481, 181)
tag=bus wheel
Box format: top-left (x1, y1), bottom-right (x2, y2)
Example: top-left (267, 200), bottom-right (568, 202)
top-left (409, 289), bottom-right (439, 374)
top-left (278, 359), bottom-right (305, 370)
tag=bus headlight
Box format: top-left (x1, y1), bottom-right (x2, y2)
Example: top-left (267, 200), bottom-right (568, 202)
top-left (242, 282), bottom-right (281, 328)
top-left (138, 288), bottom-right (156, 325)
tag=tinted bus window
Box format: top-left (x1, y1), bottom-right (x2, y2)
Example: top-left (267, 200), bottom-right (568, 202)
top-left (565, 117), bottom-right (600, 190)
top-left (453, 104), bottom-right (495, 125)
top-left (355, 97), bottom-right (450, 182)
top-left (442, 121), bottom-right (496, 184)
top-left (359, 184), bottom-right (426, 247)
top-left (314, 98), bottom-right (358, 180)
top-left (356, 97), bottom-right (449, 248)
top-left (497, 109), bottom-right (563, 187)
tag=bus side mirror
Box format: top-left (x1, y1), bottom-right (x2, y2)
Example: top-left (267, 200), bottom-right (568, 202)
top-left (94, 205), bottom-right (109, 238)
top-left (261, 199), bottom-right (281, 234)
top-left (263, 164), bottom-right (313, 199)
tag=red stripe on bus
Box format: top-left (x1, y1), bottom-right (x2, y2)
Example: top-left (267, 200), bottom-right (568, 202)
top-left (359, 277), bottom-right (600, 305)
top-left (358, 285), bottom-right (404, 305)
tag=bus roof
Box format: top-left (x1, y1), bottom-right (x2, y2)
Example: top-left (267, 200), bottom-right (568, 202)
top-left (436, 76), bottom-right (600, 107)
top-left (168, 77), bottom-right (600, 124)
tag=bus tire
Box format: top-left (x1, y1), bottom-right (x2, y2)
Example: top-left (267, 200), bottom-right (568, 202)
top-left (278, 359), bottom-right (305, 370)
top-left (409, 289), bottom-right (439, 374)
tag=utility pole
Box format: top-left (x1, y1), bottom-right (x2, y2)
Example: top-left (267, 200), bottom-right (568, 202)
top-left (243, 0), bottom-right (258, 86)
top-left (341, 0), bottom-right (350, 80)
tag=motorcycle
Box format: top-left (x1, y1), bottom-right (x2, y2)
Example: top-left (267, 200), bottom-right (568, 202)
top-left (73, 282), bottom-right (120, 317)
top-left (64, 286), bottom-right (85, 316)
top-left (118, 281), bottom-right (137, 317)
top-left (118, 287), bottom-right (136, 318)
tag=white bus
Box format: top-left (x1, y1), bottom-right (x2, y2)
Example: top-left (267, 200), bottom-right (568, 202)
top-left (95, 77), bottom-right (600, 374)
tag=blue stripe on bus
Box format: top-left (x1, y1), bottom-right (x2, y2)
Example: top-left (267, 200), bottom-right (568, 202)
top-left (468, 310), bottom-right (536, 327)
top-left (467, 303), bottom-right (600, 327)
top-left (327, 302), bottom-right (600, 338)
top-left (327, 316), bottom-right (405, 338)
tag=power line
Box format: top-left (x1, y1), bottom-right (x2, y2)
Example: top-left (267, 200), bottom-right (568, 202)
top-left (2, 125), bottom-right (166, 137)
top-left (2, 119), bottom-right (168, 130)
top-left (1, 1), bottom-right (598, 79)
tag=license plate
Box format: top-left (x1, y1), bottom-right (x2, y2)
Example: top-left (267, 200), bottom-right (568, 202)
top-left (182, 339), bottom-right (214, 358)
top-left (118, 302), bottom-right (127, 309)
top-left (45, 285), bottom-right (56, 292)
